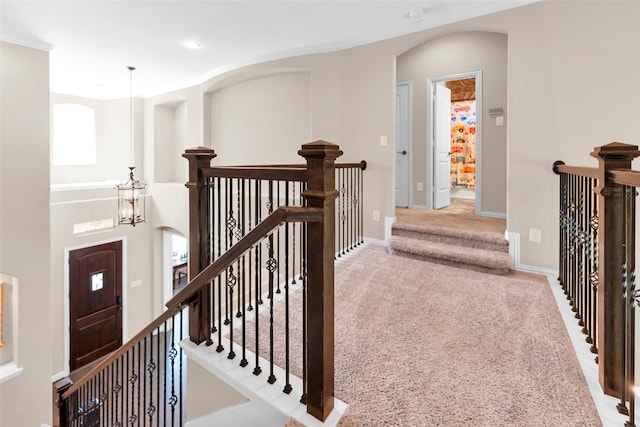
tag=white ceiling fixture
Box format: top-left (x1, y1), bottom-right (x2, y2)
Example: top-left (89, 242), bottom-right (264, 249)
top-left (0, 1), bottom-right (539, 100)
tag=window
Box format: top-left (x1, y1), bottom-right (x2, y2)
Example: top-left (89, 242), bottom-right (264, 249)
top-left (53, 103), bottom-right (97, 165)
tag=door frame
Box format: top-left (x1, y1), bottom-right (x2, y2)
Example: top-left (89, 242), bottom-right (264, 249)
top-left (426, 70), bottom-right (483, 215)
top-left (395, 80), bottom-right (413, 208)
top-left (62, 236), bottom-right (127, 377)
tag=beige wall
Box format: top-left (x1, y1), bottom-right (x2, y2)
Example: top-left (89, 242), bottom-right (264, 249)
top-left (207, 71), bottom-right (312, 165)
top-left (0, 41), bottom-right (52, 427)
top-left (192, 0), bottom-right (639, 268)
top-left (397, 31), bottom-right (508, 215)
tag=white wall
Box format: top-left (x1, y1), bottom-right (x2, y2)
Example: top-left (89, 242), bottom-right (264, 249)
top-left (50, 94), bottom-right (143, 185)
top-left (0, 41), bottom-right (52, 427)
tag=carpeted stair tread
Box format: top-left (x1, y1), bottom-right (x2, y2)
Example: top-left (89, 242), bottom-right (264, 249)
top-left (392, 221), bottom-right (509, 253)
top-left (388, 235), bottom-right (512, 275)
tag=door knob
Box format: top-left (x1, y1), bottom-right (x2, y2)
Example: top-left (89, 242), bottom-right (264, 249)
top-left (396, 150), bottom-right (407, 155)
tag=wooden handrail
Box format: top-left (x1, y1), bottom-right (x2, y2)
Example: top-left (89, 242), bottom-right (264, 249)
top-left (204, 166), bottom-right (307, 181)
top-left (62, 205), bottom-right (322, 400)
top-left (610, 169), bottom-right (640, 188)
top-left (552, 160), bottom-right (599, 179)
top-left (202, 161), bottom-right (366, 181)
top-left (166, 205), bottom-right (322, 309)
top-left (210, 161), bottom-right (367, 170)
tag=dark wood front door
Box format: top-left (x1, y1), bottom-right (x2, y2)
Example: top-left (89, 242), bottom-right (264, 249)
top-left (69, 241), bottom-right (123, 371)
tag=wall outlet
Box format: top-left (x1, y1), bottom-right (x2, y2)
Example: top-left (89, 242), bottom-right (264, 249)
top-left (496, 116), bottom-right (504, 127)
top-left (417, 182), bottom-right (423, 191)
top-left (380, 135), bottom-right (388, 146)
top-left (373, 210), bottom-right (380, 221)
top-left (528, 228), bottom-right (542, 243)
top-left (131, 279), bottom-right (143, 288)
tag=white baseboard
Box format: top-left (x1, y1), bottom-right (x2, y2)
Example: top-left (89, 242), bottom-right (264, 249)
top-left (51, 370), bottom-right (68, 383)
top-left (480, 210), bottom-right (506, 219)
top-left (384, 216), bottom-right (396, 241)
top-left (507, 231), bottom-right (558, 277)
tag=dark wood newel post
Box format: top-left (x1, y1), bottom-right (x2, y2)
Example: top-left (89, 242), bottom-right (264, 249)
top-left (591, 142), bottom-right (640, 397)
top-left (183, 147), bottom-right (217, 345)
top-left (299, 140), bottom-right (343, 421)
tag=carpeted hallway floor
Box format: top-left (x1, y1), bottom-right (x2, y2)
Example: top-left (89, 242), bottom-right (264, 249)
top-left (395, 198), bottom-right (506, 234)
top-left (254, 242), bottom-right (602, 426)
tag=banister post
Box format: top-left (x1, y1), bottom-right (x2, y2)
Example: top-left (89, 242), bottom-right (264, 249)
top-left (183, 147), bottom-right (217, 345)
top-left (591, 142), bottom-right (640, 397)
top-left (298, 140), bottom-right (343, 421)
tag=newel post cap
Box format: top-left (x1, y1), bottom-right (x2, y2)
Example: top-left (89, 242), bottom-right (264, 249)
top-left (182, 146), bottom-right (217, 160)
top-left (590, 142), bottom-right (640, 161)
top-left (298, 140), bottom-right (343, 161)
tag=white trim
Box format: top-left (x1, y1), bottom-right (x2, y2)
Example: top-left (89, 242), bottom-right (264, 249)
top-left (0, 273), bottom-right (20, 383)
top-left (0, 35), bottom-right (53, 51)
top-left (63, 237), bottom-right (127, 377)
top-left (544, 274), bottom-right (627, 426)
top-left (363, 237), bottom-right (387, 246)
top-left (507, 231), bottom-right (558, 276)
top-left (0, 362), bottom-right (23, 384)
top-left (51, 370), bottom-right (67, 383)
top-left (384, 216), bottom-right (397, 241)
top-left (51, 181), bottom-right (120, 192)
top-left (426, 71), bottom-right (483, 214)
top-left (396, 80), bottom-right (413, 209)
top-left (480, 210), bottom-right (506, 219)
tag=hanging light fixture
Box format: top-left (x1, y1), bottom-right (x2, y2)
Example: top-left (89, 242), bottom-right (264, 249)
top-left (116, 66), bottom-right (146, 226)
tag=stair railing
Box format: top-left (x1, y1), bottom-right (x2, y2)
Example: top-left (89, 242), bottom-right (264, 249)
top-left (55, 140), bottom-right (365, 425)
top-left (553, 142), bottom-right (640, 426)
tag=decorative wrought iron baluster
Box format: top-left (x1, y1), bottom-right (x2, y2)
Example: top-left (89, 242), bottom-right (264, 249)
top-left (267, 180), bottom-right (277, 385)
top-left (224, 178), bottom-right (233, 326)
top-left (168, 316), bottom-right (178, 426)
top-left (236, 178), bottom-right (244, 320)
top-left (275, 180), bottom-right (281, 294)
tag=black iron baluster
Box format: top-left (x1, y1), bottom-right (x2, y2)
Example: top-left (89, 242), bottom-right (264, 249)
top-left (291, 180), bottom-right (297, 285)
top-left (216, 177), bottom-right (224, 352)
top-left (224, 178), bottom-right (232, 326)
top-left (209, 178), bottom-right (217, 337)
top-left (247, 178), bottom-right (254, 312)
top-left (300, 220), bottom-right (307, 404)
top-left (236, 178), bottom-right (244, 320)
top-left (277, 180), bottom-right (282, 294)
top-left (284, 181), bottom-right (292, 394)
top-left (267, 180), bottom-right (277, 384)
top-left (253, 179), bottom-right (262, 376)
top-left (240, 178), bottom-right (249, 368)
top-left (179, 309), bottom-right (184, 426)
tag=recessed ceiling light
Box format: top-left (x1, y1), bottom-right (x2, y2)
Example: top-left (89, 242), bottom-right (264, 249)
top-left (182, 40), bottom-right (202, 49)
top-left (409, 9), bottom-right (424, 20)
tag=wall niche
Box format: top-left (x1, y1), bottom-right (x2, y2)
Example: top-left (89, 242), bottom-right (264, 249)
top-left (153, 100), bottom-right (188, 183)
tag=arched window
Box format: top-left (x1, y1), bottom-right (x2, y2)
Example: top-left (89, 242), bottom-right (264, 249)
top-left (52, 103), bottom-right (96, 165)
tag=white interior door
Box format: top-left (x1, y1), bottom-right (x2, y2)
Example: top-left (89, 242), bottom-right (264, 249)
top-left (395, 83), bottom-right (410, 207)
top-left (433, 83), bottom-right (451, 209)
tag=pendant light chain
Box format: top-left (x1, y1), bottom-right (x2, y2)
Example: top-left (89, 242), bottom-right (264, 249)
top-left (128, 66), bottom-right (135, 167)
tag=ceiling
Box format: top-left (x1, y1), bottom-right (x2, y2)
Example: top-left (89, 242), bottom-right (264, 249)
top-left (1, 1), bottom-right (537, 100)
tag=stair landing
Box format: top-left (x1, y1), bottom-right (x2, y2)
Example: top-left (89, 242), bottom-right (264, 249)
top-left (390, 202), bottom-right (511, 275)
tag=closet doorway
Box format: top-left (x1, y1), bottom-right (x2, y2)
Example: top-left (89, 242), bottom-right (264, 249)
top-left (426, 71), bottom-right (482, 215)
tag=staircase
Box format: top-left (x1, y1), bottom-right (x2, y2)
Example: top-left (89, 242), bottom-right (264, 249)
top-left (388, 221), bottom-right (512, 275)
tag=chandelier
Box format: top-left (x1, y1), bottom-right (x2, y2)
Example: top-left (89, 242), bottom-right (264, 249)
top-left (116, 66), bottom-right (146, 226)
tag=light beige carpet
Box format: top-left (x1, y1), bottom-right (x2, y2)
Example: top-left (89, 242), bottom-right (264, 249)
top-left (241, 244), bottom-right (601, 426)
top-left (396, 199), bottom-right (506, 235)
